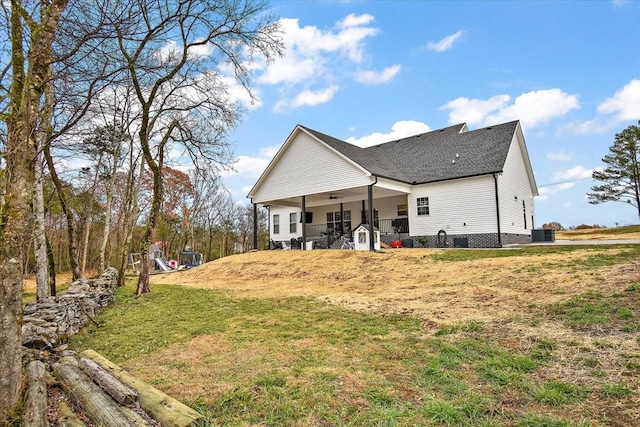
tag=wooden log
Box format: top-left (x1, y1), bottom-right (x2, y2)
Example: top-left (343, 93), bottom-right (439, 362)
top-left (121, 406), bottom-right (155, 427)
top-left (23, 360), bottom-right (50, 427)
top-left (54, 363), bottom-right (150, 427)
top-left (78, 357), bottom-right (138, 405)
top-left (56, 402), bottom-right (86, 427)
top-left (80, 349), bottom-right (202, 427)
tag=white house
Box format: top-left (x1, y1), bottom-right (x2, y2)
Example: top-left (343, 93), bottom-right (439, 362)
top-left (247, 120), bottom-right (538, 249)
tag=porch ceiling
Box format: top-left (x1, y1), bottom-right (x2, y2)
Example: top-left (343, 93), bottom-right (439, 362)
top-left (260, 185), bottom-right (407, 208)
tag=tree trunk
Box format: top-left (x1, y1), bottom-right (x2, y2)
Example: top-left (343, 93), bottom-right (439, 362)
top-left (80, 215), bottom-right (92, 277)
top-left (117, 157), bottom-right (144, 287)
top-left (33, 152), bottom-right (50, 301)
top-left (99, 183), bottom-right (115, 272)
top-left (46, 238), bottom-right (56, 296)
top-left (33, 72), bottom-right (54, 301)
top-left (43, 143), bottom-right (82, 280)
top-left (23, 361), bottom-right (49, 427)
top-left (0, 260), bottom-right (25, 420)
top-left (137, 141), bottom-right (164, 295)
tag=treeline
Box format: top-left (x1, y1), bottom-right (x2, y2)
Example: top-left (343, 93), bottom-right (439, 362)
top-left (1, 0), bottom-right (283, 417)
top-left (33, 164), bottom-right (268, 279)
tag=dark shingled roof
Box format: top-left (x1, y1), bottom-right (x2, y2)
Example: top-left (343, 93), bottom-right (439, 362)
top-left (300, 120), bottom-right (519, 184)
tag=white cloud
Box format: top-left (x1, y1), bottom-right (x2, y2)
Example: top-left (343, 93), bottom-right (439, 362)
top-left (274, 86), bottom-right (339, 112)
top-left (338, 13), bottom-right (375, 29)
top-left (427, 31), bottom-right (464, 52)
top-left (537, 182), bottom-right (576, 201)
top-left (564, 118), bottom-right (612, 135)
top-left (612, 0), bottom-right (628, 7)
top-left (547, 151), bottom-right (573, 161)
top-left (552, 165), bottom-right (599, 181)
top-left (254, 14), bottom-right (385, 110)
top-left (440, 89), bottom-right (579, 129)
top-left (222, 144), bottom-right (281, 178)
top-left (220, 75), bottom-right (262, 110)
top-left (355, 65), bottom-right (401, 85)
top-left (155, 39), bottom-right (213, 63)
top-left (562, 202), bottom-right (572, 208)
top-left (346, 120), bottom-right (431, 148)
top-left (263, 14), bottom-right (379, 85)
top-left (597, 78), bottom-right (640, 122)
top-left (440, 95), bottom-right (510, 126)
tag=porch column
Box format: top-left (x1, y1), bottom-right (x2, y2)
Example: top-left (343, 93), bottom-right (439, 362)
top-left (339, 203), bottom-right (344, 236)
top-left (493, 174), bottom-right (502, 247)
top-left (368, 184), bottom-right (374, 251)
top-left (301, 195), bottom-right (307, 250)
top-left (253, 202), bottom-right (258, 250)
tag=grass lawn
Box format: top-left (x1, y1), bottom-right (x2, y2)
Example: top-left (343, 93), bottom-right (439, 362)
top-left (68, 245), bottom-right (640, 426)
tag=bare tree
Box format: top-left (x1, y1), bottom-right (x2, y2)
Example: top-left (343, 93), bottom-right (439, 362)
top-left (113, 0), bottom-right (283, 294)
top-left (0, 0), bottom-right (69, 418)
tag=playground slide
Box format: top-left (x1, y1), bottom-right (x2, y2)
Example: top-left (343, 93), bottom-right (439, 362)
top-left (155, 258), bottom-right (172, 271)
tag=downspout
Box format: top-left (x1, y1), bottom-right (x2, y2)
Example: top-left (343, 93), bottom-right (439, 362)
top-left (301, 195), bottom-right (307, 250)
top-left (252, 200), bottom-right (258, 250)
top-left (368, 176), bottom-right (378, 251)
top-left (493, 174), bottom-right (502, 247)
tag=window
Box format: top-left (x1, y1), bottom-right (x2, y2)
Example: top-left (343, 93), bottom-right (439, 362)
top-left (361, 208), bottom-right (379, 227)
top-left (290, 212), bottom-right (297, 233)
top-left (522, 200), bottom-right (527, 229)
top-left (326, 210), bottom-right (351, 233)
top-left (273, 214), bottom-right (280, 234)
top-left (397, 204), bottom-right (408, 216)
top-left (417, 197), bottom-right (430, 216)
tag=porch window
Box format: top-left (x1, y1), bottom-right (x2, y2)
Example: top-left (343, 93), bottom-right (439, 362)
top-left (273, 214), bottom-right (280, 234)
top-left (361, 208), bottom-right (379, 227)
top-left (290, 212), bottom-right (297, 233)
top-left (417, 197), bottom-right (430, 216)
top-left (326, 211), bottom-right (351, 234)
top-left (397, 204), bottom-right (408, 216)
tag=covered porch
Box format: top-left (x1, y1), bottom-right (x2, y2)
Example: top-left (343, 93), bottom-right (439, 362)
top-left (252, 178), bottom-right (412, 251)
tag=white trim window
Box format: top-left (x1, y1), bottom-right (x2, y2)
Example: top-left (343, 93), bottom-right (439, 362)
top-left (417, 197), bottom-right (430, 216)
top-left (290, 212), bottom-right (297, 233)
top-left (273, 214), bottom-right (280, 234)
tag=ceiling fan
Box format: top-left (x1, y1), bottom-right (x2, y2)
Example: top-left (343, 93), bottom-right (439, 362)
top-left (328, 193), bottom-right (341, 200)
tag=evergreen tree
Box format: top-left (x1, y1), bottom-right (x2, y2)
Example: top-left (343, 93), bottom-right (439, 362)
top-left (588, 123), bottom-right (640, 219)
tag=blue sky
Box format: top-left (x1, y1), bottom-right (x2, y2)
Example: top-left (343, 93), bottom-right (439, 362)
top-left (221, 0), bottom-right (640, 228)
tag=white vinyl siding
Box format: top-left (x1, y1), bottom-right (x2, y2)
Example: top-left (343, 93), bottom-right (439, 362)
top-left (252, 131), bottom-right (371, 204)
top-left (409, 175), bottom-right (497, 236)
top-left (498, 133), bottom-right (535, 235)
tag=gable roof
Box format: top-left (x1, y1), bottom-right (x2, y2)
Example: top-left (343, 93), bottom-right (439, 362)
top-left (300, 120), bottom-right (519, 185)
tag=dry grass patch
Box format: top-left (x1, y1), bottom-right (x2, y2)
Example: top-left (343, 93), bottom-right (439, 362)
top-left (68, 245), bottom-right (640, 426)
top-left (556, 225), bottom-right (640, 240)
top-left (151, 247), bottom-right (638, 326)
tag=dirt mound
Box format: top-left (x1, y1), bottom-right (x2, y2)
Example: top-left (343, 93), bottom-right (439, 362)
top-left (151, 248), bottom-right (637, 326)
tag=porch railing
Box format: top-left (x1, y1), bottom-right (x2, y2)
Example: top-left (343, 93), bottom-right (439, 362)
top-left (362, 218), bottom-right (409, 235)
top-left (301, 217), bottom-right (409, 241)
